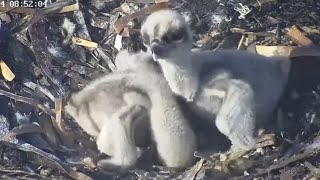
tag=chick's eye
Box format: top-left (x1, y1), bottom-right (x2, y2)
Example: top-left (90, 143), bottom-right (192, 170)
top-left (162, 35), bottom-right (171, 43)
top-left (171, 32), bottom-right (183, 41)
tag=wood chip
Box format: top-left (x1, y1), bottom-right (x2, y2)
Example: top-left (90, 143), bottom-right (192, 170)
top-left (287, 25), bottom-right (315, 47)
top-left (72, 37), bottom-right (98, 48)
top-left (55, 97), bottom-right (63, 126)
top-left (256, 45), bottom-right (294, 57)
top-left (237, 35), bottom-right (246, 50)
top-left (127, 0), bottom-right (170, 3)
top-left (256, 45), bottom-right (320, 58)
top-left (58, 3), bottom-right (80, 13)
top-left (0, 60), bottom-right (15, 81)
top-left (113, 2), bottom-right (170, 36)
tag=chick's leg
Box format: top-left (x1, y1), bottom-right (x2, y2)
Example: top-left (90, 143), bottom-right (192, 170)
top-left (215, 79), bottom-right (257, 151)
top-left (97, 105), bottom-right (146, 170)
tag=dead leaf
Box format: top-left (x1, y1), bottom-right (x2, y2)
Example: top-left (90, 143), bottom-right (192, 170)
top-left (0, 60), bottom-right (15, 81)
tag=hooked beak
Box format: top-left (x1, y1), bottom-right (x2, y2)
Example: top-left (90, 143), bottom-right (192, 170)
top-left (150, 39), bottom-right (167, 58)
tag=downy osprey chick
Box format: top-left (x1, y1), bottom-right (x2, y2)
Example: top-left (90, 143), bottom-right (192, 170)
top-left (140, 9), bottom-right (291, 150)
top-left (65, 50), bottom-right (197, 169)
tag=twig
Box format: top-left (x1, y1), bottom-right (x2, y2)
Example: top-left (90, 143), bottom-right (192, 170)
top-left (95, 47), bottom-right (116, 71)
top-left (237, 35), bottom-right (245, 50)
top-left (0, 89), bottom-right (54, 118)
top-left (73, 4), bottom-right (92, 45)
top-left (29, 21), bottom-right (67, 97)
top-left (230, 28), bottom-right (276, 37)
top-left (254, 147), bottom-right (320, 176)
top-left (10, 0), bottom-right (73, 33)
top-left (53, 97), bottom-right (76, 148)
top-left (2, 124), bottom-right (43, 142)
top-left (23, 80), bottom-right (55, 102)
top-left (0, 168), bottom-right (51, 179)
